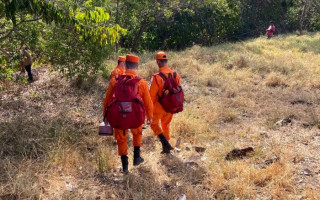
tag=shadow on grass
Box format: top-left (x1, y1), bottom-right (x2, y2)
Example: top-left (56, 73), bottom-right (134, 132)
top-left (160, 153), bottom-right (207, 187)
top-left (278, 34), bottom-right (320, 54)
top-left (0, 110), bottom-right (94, 195)
top-left (94, 145), bottom-right (212, 199)
top-left (95, 165), bottom-right (169, 200)
top-left (300, 37), bottom-right (320, 54)
top-left (0, 112), bottom-right (88, 160)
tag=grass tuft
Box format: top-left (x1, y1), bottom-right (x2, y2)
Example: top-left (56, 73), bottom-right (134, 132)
top-left (2, 33), bottom-right (320, 199)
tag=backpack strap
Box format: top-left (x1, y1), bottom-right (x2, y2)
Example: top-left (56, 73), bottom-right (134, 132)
top-left (153, 72), bottom-right (166, 88)
top-left (154, 71), bottom-right (177, 88)
top-left (123, 76), bottom-right (140, 87)
top-left (133, 76), bottom-right (141, 81)
top-left (158, 72), bottom-right (167, 80)
top-left (129, 76), bottom-right (141, 95)
top-left (154, 71), bottom-right (177, 84)
top-left (153, 73), bottom-right (167, 98)
top-left (115, 74), bottom-right (126, 81)
top-left (159, 71), bottom-right (176, 79)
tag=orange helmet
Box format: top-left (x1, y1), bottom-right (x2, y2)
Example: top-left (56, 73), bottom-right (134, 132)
top-left (126, 54), bottom-right (139, 63)
top-left (155, 51), bottom-right (168, 60)
top-left (118, 56), bottom-right (126, 62)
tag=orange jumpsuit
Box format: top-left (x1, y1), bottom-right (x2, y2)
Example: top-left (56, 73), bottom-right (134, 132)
top-left (103, 65), bottom-right (124, 117)
top-left (102, 70), bottom-right (153, 155)
top-left (110, 65), bottom-right (125, 80)
top-left (149, 66), bottom-right (181, 141)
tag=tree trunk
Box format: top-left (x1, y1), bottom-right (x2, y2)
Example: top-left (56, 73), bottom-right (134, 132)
top-left (131, 21), bottom-right (149, 52)
top-left (298, 0), bottom-right (307, 35)
top-left (115, 0), bottom-right (119, 52)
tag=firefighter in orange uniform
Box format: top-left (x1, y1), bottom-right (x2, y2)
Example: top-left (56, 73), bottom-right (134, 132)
top-left (149, 52), bottom-right (181, 154)
top-left (102, 54), bottom-right (153, 173)
top-left (110, 56), bottom-right (126, 79)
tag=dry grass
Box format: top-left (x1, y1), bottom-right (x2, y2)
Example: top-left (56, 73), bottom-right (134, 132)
top-left (1, 33), bottom-right (320, 199)
top-left (264, 73), bottom-right (287, 87)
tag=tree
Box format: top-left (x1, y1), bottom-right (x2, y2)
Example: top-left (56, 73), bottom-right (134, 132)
top-left (287, 0), bottom-right (320, 34)
top-left (114, 0), bottom-right (241, 51)
top-left (0, 0), bottom-right (126, 79)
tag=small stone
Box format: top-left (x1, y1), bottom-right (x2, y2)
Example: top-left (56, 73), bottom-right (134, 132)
top-left (194, 146), bottom-right (206, 153)
top-left (265, 156), bottom-right (280, 165)
top-left (225, 64), bottom-right (233, 70)
top-left (185, 146), bottom-right (191, 151)
top-left (111, 194), bottom-right (116, 199)
top-left (176, 181), bottom-right (182, 186)
top-left (175, 137), bottom-right (181, 148)
top-left (114, 178), bottom-right (121, 182)
top-left (185, 162), bottom-right (199, 167)
top-left (201, 157), bottom-right (207, 161)
top-left (276, 120), bottom-right (286, 126)
top-left (293, 157), bottom-right (300, 164)
top-left (174, 147), bottom-right (181, 152)
top-left (65, 182), bottom-right (74, 192)
top-left (303, 122), bottom-right (313, 128)
top-left (225, 147), bottom-right (254, 161)
top-left (260, 131), bottom-right (268, 137)
top-left (303, 169), bottom-right (312, 176)
top-left (178, 194), bottom-right (186, 200)
top-left (275, 116), bottom-right (294, 126)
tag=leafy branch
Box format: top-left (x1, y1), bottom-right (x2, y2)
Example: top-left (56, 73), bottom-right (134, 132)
top-left (0, 17), bottom-right (42, 42)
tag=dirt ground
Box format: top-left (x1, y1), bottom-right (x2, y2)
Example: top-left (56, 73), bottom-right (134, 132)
top-left (1, 33), bottom-right (320, 199)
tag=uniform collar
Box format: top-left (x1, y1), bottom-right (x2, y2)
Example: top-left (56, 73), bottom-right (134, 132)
top-left (158, 66), bottom-right (171, 73)
top-left (117, 66), bottom-right (125, 73)
top-left (125, 70), bottom-right (137, 77)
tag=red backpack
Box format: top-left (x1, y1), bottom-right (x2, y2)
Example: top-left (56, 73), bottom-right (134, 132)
top-left (155, 72), bottom-right (184, 114)
top-left (106, 75), bottom-right (146, 129)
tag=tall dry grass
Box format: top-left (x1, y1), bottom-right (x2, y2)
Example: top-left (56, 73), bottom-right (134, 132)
top-left (1, 33), bottom-right (320, 199)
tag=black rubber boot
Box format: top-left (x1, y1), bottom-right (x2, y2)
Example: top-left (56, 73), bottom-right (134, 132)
top-left (133, 146), bottom-right (144, 166)
top-left (25, 65), bottom-right (34, 82)
top-left (158, 133), bottom-right (173, 154)
top-left (121, 155), bottom-right (128, 173)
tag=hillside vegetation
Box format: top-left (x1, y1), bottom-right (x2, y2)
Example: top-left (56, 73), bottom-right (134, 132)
top-left (2, 0), bottom-right (320, 79)
top-left (1, 33), bottom-right (320, 199)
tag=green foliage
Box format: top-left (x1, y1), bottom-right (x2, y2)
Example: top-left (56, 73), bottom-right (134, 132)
top-left (116, 0), bottom-right (241, 51)
top-left (43, 25), bottom-right (114, 78)
top-left (1, 0), bottom-right (320, 80)
top-left (0, 0), bottom-right (126, 79)
top-left (97, 149), bottom-right (112, 172)
top-left (120, 0), bottom-right (320, 51)
top-left (101, 65), bottom-right (111, 79)
top-left (39, 1), bottom-right (126, 78)
top-left (286, 0), bottom-right (320, 32)
top-left (0, 67), bottom-right (14, 80)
